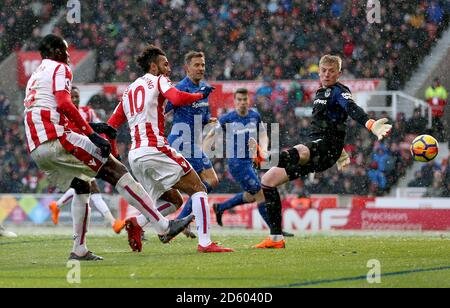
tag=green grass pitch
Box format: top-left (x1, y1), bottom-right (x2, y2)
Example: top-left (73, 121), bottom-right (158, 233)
top-left (1, 229), bottom-right (450, 288)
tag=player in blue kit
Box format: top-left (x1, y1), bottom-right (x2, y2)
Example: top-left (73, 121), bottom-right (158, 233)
top-left (204, 88), bottom-right (292, 236)
top-left (166, 51), bottom-right (219, 236)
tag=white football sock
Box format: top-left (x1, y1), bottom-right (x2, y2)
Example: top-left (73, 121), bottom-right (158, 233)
top-left (71, 194), bottom-right (91, 256)
top-left (136, 214), bottom-right (149, 228)
top-left (56, 188), bottom-right (75, 209)
top-left (191, 191), bottom-right (212, 247)
top-left (115, 173), bottom-right (168, 234)
top-left (156, 199), bottom-right (179, 217)
top-left (134, 199), bottom-right (179, 229)
top-left (270, 235), bottom-right (284, 242)
top-left (90, 193), bottom-right (115, 226)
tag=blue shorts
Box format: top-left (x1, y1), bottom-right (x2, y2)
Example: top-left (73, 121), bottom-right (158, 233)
top-left (168, 135), bottom-right (212, 174)
top-left (186, 153), bottom-right (213, 174)
top-left (228, 159), bottom-right (261, 195)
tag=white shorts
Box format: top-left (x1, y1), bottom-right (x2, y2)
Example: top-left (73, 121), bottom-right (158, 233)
top-left (31, 132), bottom-right (108, 191)
top-left (129, 145), bottom-right (192, 203)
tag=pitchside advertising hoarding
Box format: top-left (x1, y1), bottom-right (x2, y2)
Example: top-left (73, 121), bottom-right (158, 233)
top-left (1, 194), bottom-right (450, 231)
top-left (17, 50), bottom-right (89, 87)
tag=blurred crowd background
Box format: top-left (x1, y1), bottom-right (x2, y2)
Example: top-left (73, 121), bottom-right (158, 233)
top-left (1, 0), bottom-right (449, 197)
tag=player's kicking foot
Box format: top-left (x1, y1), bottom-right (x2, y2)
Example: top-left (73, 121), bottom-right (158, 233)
top-left (158, 215), bottom-right (195, 244)
top-left (253, 237), bottom-right (286, 249)
top-left (282, 231), bottom-right (294, 237)
top-left (112, 219), bottom-right (126, 234)
top-left (213, 203), bottom-right (223, 227)
top-left (49, 201), bottom-right (60, 225)
top-left (68, 251), bottom-right (103, 261)
top-left (182, 224), bottom-right (196, 239)
top-left (198, 242), bottom-right (234, 253)
top-left (125, 217), bottom-right (143, 252)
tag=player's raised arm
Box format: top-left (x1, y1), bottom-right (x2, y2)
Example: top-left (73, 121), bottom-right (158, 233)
top-left (159, 75), bottom-right (214, 107)
top-left (335, 87), bottom-right (392, 141)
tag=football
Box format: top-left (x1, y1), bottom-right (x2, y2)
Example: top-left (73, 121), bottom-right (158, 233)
top-left (410, 135), bottom-right (439, 162)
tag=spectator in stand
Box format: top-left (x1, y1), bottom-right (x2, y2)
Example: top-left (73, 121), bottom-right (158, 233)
top-left (420, 160), bottom-right (442, 187)
top-left (255, 77), bottom-right (274, 100)
top-left (408, 170), bottom-right (427, 187)
top-left (287, 77), bottom-right (305, 108)
top-left (0, 91), bottom-right (10, 119)
top-left (423, 171), bottom-right (446, 197)
top-left (406, 108), bottom-right (428, 134)
top-left (368, 161), bottom-right (387, 194)
top-left (425, 78), bottom-right (448, 141)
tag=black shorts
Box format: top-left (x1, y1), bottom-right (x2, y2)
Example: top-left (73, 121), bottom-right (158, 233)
top-left (285, 137), bottom-right (345, 181)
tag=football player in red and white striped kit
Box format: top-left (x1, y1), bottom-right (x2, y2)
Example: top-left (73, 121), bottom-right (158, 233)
top-left (107, 45), bottom-right (234, 253)
top-left (48, 86), bottom-right (125, 234)
top-left (24, 34), bottom-right (193, 260)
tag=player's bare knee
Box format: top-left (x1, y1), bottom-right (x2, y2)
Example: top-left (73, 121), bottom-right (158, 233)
top-left (261, 171), bottom-right (275, 187)
top-left (97, 157), bottom-right (128, 186)
top-left (165, 190), bottom-right (184, 209)
top-left (174, 194), bottom-right (184, 208)
top-left (262, 168), bottom-right (288, 188)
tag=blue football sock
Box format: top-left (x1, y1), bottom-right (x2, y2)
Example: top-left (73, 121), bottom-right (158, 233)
top-left (203, 181), bottom-right (213, 194)
top-left (217, 192), bottom-right (245, 212)
top-left (176, 198), bottom-right (192, 219)
top-left (257, 202), bottom-right (270, 226)
top-left (177, 180), bottom-right (213, 219)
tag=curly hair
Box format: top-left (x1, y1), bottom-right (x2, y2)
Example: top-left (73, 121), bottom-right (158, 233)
top-left (136, 44), bottom-right (166, 72)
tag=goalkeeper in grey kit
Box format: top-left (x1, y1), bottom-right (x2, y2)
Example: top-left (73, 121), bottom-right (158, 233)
top-left (254, 55), bottom-right (393, 249)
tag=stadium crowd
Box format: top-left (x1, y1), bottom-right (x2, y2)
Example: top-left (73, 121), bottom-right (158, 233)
top-left (2, 84), bottom-right (449, 197)
top-left (13, 0), bottom-right (444, 90)
top-left (0, 0), bottom-right (64, 61)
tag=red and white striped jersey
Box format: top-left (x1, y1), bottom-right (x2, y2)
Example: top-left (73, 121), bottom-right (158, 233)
top-left (68, 106), bottom-right (100, 134)
top-left (110, 73), bottom-right (173, 151)
top-left (23, 59), bottom-right (73, 152)
top-left (79, 106), bottom-right (100, 123)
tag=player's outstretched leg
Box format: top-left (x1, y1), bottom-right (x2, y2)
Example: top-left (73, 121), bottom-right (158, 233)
top-left (213, 193), bottom-right (245, 226)
top-left (89, 181), bottom-right (125, 234)
top-left (97, 157), bottom-right (195, 252)
top-left (68, 178), bottom-right (103, 261)
top-left (49, 188), bottom-right (75, 225)
top-left (172, 171), bottom-right (234, 253)
top-left (253, 168), bottom-right (291, 249)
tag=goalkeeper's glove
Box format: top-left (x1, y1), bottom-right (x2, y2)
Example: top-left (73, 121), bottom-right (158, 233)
top-left (249, 137), bottom-right (268, 169)
top-left (366, 118), bottom-right (392, 141)
top-left (336, 150), bottom-right (351, 172)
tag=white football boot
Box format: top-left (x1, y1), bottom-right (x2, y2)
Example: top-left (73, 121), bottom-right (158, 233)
top-left (0, 225), bottom-right (17, 238)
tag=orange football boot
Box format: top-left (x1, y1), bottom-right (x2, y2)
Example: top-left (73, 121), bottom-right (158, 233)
top-left (49, 201), bottom-right (60, 225)
top-left (253, 237), bottom-right (286, 249)
top-left (112, 219), bottom-right (126, 234)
